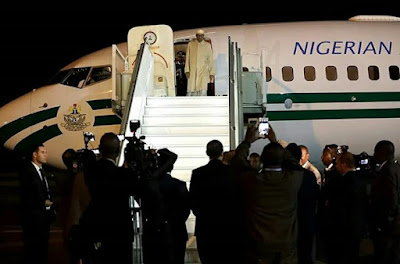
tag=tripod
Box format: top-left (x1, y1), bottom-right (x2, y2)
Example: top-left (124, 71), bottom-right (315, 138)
top-left (130, 195), bottom-right (143, 264)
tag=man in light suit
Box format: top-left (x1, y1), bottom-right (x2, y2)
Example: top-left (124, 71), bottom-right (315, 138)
top-left (300, 144), bottom-right (322, 187)
top-left (19, 143), bottom-right (55, 264)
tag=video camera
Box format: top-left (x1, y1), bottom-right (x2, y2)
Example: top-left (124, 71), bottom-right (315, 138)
top-left (123, 120), bottom-right (159, 179)
top-left (65, 132), bottom-right (98, 172)
top-left (354, 151), bottom-right (374, 172)
top-left (334, 145), bottom-right (376, 178)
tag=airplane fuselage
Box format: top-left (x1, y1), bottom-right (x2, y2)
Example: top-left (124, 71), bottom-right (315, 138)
top-left (1, 18), bottom-right (400, 171)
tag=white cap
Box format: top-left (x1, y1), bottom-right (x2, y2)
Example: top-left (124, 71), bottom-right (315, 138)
top-left (196, 29), bottom-right (205, 35)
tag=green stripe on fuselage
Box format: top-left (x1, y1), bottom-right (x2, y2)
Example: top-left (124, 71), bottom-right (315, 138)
top-left (87, 99), bottom-right (112, 110)
top-left (269, 108), bottom-right (400, 121)
top-left (0, 107), bottom-right (59, 146)
top-left (93, 115), bottom-right (121, 126)
top-left (14, 124), bottom-right (62, 152)
top-left (267, 92), bottom-right (400, 104)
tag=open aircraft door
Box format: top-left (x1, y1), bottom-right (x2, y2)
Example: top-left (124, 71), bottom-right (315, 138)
top-left (127, 25), bottom-right (175, 97)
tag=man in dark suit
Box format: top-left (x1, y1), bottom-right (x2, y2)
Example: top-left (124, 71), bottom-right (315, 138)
top-left (286, 143), bottom-right (320, 264)
top-left (231, 125), bottom-right (304, 264)
top-left (370, 140), bottom-right (400, 264)
top-left (325, 151), bottom-right (367, 264)
top-left (19, 143), bottom-right (55, 264)
top-left (142, 148), bottom-right (190, 264)
top-left (82, 132), bottom-right (138, 264)
top-left (175, 51), bottom-right (187, 96)
top-left (189, 139), bottom-right (242, 264)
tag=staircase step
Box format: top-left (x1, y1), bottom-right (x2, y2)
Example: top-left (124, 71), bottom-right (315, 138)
top-left (146, 96), bottom-right (228, 106)
top-left (148, 144), bottom-right (230, 156)
top-left (145, 105), bottom-right (229, 115)
top-left (142, 115), bottom-right (228, 125)
top-left (174, 156), bottom-right (209, 169)
top-left (143, 135), bottom-right (229, 145)
top-left (141, 124), bottom-right (229, 135)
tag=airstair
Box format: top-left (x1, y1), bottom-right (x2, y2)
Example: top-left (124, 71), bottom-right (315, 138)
top-left (111, 24), bottom-right (243, 264)
top-left (141, 95), bottom-right (230, 264)
top-left (140, 95), bottom-right (230, 232)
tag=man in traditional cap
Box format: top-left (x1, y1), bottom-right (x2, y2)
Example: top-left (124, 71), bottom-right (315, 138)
top-left (185, 29), bottom-right (215, 96)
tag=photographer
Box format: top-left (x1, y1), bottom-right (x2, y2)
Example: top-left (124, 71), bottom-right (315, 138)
top-left (81, 132), bottom-right (139, 264)
top-left (62, 148), bottom-right (94, 264)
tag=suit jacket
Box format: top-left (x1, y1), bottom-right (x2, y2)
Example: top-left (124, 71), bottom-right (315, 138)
top-left (298, 168), bottom-right (319, 236)
top-left (189, 159), bottom-right (240, 239)
top-left (325, 170), bottom-right (367, 238)
top-left (19, 161), bottom-right (54, 228)
top-left (143, 172), bottom-right (191, 264)
top-left (83, 158), bottom-right (138, 243)
top-left (370, 159), bottom-right (400, 234)
top-left (160, 172), bottom-right (190, 241)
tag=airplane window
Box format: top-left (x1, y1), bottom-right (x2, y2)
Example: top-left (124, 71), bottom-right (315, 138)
top-left (304, 66), bottom-right (316, 81)
top-left (47, 69), bottom-right (71, 85)
top-left (368, 66), bottom-right (379, 81)
top-left (265, 67), bottom-right (272, 82)
top-left (62, 67), bottom-right (91, 88)
top-left (282, 66), bottom-right (294, 82)
top-left (325, 66), bottom-right (337, 81)
top-left (389, 65), bottom-right (400, 80)
top-left (347, 66), bottom-right (359, 81)
top-left (88, 66), bottom-right (112, 85)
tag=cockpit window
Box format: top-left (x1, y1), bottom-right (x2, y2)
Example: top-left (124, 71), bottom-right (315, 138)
top-left (64, 67), bottom-right (91, 88)
top-left (47, 69), bottom-right (70, 85)
top-left (47, 66), bottom-right (112, 88)
top-left (86, 66), bottom-right (112, 86)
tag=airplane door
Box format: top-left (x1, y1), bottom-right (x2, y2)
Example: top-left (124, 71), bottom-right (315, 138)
top-left (127, 25), bottom-right (175, 96)
top-left (241, 53), bottom-right (263, 114)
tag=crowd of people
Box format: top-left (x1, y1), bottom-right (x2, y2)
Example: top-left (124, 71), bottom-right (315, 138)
top-left (18, 121), bottom-right (400, 264)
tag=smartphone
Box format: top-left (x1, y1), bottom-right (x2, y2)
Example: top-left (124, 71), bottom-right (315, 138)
top-left (258, 117), bottom-right (269, 136)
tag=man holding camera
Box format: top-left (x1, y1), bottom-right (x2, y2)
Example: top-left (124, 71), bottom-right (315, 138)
top-left (81, 132), bottom-right (138, 264)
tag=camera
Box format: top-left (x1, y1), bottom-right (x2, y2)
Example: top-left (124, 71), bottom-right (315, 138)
top-left (83, 131), bottom-right (95, 149)
top-left (124, 120), bottom-right (159, 178)
top-left (354, 151), bottom-right (372, 170)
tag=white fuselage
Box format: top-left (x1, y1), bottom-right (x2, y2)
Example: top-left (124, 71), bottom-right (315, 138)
top-left (1, 19), bottom-right (399, 170)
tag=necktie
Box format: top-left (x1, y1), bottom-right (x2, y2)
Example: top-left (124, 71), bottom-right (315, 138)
top-left (39, 168), bottom-right (45, 181)
top-left (39, 168), bottom-right (51, 199)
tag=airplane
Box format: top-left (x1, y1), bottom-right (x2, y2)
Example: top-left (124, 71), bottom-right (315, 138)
top-left (1, 16), bottom-right (400, 262)
top-left (1, 14), bottom-right (400, 174)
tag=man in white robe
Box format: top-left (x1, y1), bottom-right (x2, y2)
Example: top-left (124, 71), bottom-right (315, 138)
top-left (185, 29), bottom-right (215, 96)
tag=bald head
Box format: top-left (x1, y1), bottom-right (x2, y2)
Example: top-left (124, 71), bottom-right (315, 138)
top-left (374, 140), bottom-right (395, 163)
top-left (99, 132), bottom-right (120, 160)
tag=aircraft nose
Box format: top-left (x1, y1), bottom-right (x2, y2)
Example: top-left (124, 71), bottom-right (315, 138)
top-left (0, 92), bottom-right (32, 150)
